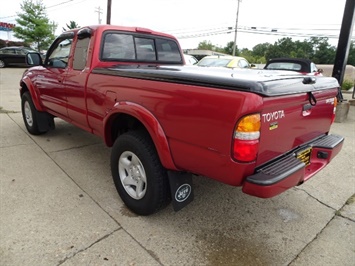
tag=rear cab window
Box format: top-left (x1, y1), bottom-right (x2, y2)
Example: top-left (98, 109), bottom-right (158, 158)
top-left (101, 31), bottom-right (182, 64)
top-left (267, 62), bottom-right (302, 71)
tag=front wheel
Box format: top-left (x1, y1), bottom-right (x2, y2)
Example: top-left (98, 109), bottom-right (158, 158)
top-left (21, 92), bottom-right (53, 135)
top-left (111, 130), bottom-right (170, 215)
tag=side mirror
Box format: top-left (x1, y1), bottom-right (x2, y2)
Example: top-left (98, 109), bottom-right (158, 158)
top-left (26, 53), bottom-right (42, 66)
top-left (318, 68), bottom-right (323, 73)
top-left (250, 63), bottom-right (256, 68)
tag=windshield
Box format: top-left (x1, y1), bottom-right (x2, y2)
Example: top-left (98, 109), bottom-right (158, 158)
top-left (266, 62), bottom-right (302, 71)
top-left (197, 58), bottom-right (232, 67)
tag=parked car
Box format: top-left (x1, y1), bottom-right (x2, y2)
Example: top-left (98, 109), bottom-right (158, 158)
top-left (0, 46), bottom-right (37, 68)
top-left (196, 55), bottom-right (252, 68)
top-left (183, 54), bottom-right (198, 65)
top-left (264, 58), bottom-right (323, 76)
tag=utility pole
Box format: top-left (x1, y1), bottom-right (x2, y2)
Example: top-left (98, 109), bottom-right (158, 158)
top-left (332, 0), bottom-right (355, 102)
top-left (106, 0), bottom-right (112, 25)
top-left (232, 0), bottom-right (241, 56)
top-left (95, 6), bottom-right (103, 24)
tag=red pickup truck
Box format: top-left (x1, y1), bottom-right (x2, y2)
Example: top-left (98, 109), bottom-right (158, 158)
top-left (20, 25), bottom-right (344, 215)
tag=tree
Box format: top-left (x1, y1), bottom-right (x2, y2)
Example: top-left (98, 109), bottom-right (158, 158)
top-left (195, 36), bottom-right (349, 65)
top-left (265, 38), bottom-right (298, 60)
top-left (223, 41), bottom-right (236, 55)
top-left (198, 40), bottom-right (215, 50)
top-left (308, 37), bottom-right (336, 64)
top-left (252, 43), bottom-right (271, 58)
top-left (239, 48), bottom-right (255, 63)
top-left (290, 40), bottom-right (313, 59)
top-left (13, 0), bottom-right (57, 52)
top-left (252, 43), bottom-right (271, 63)
top-left (62, 21), bottom-right (80, 32)
top-left (347, 41), bottom-right (355, 66)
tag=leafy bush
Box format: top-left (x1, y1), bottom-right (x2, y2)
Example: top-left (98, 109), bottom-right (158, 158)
top-left (341, 79), bottom-right (354, 91)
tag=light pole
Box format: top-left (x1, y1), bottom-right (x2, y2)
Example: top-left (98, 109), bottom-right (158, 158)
top-left (106, 0), bottom-right (112, 25)
top-left (232, 0), bottom-right (241, 56)
top-left (95, 6), bottom-right (103, 24)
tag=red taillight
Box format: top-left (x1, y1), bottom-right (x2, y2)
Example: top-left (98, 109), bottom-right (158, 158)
top-left (331, 97), bottom-right (337, 124)
top-left (233, 139), bottom-right (259, 162)
top-left (232, 114), bottom-right (260, 162)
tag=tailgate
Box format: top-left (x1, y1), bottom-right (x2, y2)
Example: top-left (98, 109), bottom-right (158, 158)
top-left (256, 87), bottom-right (338, 166)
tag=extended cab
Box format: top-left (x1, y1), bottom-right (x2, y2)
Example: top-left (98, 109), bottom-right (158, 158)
top-left (20, 25), bottom-right (344, 215)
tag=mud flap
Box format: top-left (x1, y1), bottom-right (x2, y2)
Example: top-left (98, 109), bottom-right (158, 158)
top-left (167, 171), bottom-right (194, 212)
top-left (36, 112), bottom-right (55, 133)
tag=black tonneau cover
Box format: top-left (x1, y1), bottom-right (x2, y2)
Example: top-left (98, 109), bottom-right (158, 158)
top-left (92, 65), bottom-right (339, 97)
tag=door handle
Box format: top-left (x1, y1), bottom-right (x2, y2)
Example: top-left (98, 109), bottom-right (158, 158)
top-left (303, 103), bottom-right (312, 111)
top-left (302, 103), bottom-right (312, 116)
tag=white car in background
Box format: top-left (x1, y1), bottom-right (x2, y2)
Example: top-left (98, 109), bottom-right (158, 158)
top-left (196, 55), bottom-right (253, 69)
top-left (183, 54), bottom-right (198, 65)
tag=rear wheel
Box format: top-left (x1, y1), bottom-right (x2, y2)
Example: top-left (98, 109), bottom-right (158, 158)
top-left (111, 130), bottom-right (170, 215)
top-left (0, 59), bottom-right (6, 68)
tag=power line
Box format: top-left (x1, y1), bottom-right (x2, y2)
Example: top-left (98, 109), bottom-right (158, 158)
top-left (175, 27), bottom-right (355, 41)
top-left (0, 0), bottom-right (90, 21)
top-left (169, 24), bottom-right (349, 36)
top-left (0, 15), bottom-right (17, 20)
top-left (46, 0), bottom-right (90, 12)
top-left (47, 0), bottom-right (74, 9)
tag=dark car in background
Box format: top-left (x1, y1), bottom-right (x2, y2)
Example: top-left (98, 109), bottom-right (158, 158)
top-left (264, 58), bottom-right (323, 76)
top-left (0, 46), bottom-right (37, 68)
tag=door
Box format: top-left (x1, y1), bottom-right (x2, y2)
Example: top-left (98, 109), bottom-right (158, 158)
top-left (36, 37), bottom-right (73, 118)
top-left (64, 35), bottom-right (91, 131)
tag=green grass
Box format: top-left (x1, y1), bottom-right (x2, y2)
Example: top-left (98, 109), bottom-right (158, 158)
top-left (346, 194), bottom-right (355, 205)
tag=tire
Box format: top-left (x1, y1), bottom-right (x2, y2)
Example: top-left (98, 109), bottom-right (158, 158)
top-left (0, 59), bottom-right (5, 68)
top-left (111, 130), bottom-right (170, 215)
top-left (21, 92), bottom-right (49, 135)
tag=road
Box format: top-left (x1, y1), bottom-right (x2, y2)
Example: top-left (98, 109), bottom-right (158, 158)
top-left (0, 68), bottom-right (354, 266)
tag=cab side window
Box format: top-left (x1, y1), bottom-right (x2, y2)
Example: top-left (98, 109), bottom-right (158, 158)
top-left (73, 37), bottom-right (90, 70)
top-left (47, 38), bottom-right (73, 68)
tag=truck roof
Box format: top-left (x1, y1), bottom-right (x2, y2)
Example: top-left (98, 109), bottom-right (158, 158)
top-left (61, 24), bottom-right (178, 40)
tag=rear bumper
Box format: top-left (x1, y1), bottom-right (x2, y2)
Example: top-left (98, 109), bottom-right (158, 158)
top-left (242, 134), bottom-right (344, 198)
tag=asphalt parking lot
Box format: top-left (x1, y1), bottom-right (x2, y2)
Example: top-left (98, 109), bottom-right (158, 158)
top-left (0, 68), bottom-right (354, 266)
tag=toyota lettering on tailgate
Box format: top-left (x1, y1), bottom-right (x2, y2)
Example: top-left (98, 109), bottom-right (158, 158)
top-left (262, 110), bottom-right (285, 122)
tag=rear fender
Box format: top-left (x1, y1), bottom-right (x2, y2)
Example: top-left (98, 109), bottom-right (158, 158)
top-left (20, 76), bottom-right (44, 112)
top-left (104, 101), bottom-right (178, 171)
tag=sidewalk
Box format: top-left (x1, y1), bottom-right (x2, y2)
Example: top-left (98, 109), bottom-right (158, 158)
top-left (1, 68), bottom-right (354, 265)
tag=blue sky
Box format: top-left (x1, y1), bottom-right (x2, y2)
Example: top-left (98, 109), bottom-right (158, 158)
top-left (0, 0), bottom-right (353, 49)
